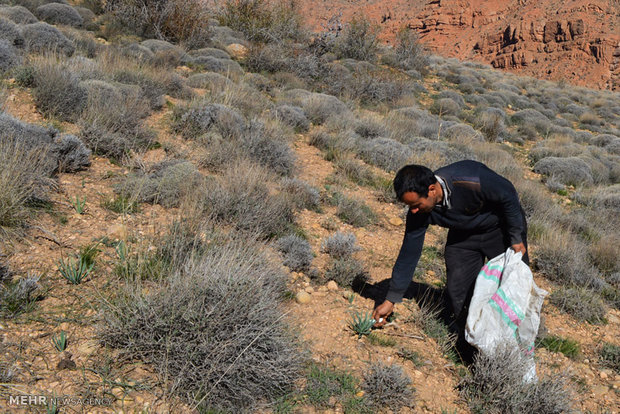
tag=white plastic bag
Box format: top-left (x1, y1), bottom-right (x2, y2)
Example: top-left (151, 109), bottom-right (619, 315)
top-left (465, 248), bottom-right (548, 381)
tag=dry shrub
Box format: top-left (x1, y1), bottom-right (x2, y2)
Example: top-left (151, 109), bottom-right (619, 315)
top-left (550, 287), bottom-right (607, 324)
top-left (100, 229), bottom-right (304, 411)
top-left (324, 257), bottom-right (368, 288)
top-left (105, 0), bottom-right (211, 47)
top-left (117, 160), bottom-right (205, 208)
top-left (276, 234), bottom-right (313, 272)
top-left (203, 161), bottom-right (295, 238)
top-left (218, 0), bottom-right (306, 43)
top-left (394, 26), bottom-right (428, 74)
top-left (78, 79), bottom-right (154, 161)
top-left (362, 362), bottom-right (414, 412)
top-left (0, 139), bottom-right (53, 234)
top-left (334, 15), bottom-right (379, 61)
top-left (31, 56), bottom-right (86, 121)
top-left (321, 232), bottom-right (360, 259)
top-left (534, 227), bottom-right (601, 289)
top-left (460, 346), bottom-right (573, 414)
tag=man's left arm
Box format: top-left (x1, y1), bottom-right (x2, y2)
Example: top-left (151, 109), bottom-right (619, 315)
top-left (479, 166), bottom-right (526, 254)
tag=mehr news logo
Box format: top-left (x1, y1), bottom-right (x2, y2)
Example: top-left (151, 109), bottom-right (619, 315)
top-left (9, 394), bottom-right (112, 407)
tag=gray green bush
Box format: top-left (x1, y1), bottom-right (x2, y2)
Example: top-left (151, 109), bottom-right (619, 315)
top-left (321, 232), bottom-right (360, 259)
top-left (100, 232), bottom-right (304, 411)
top-left (78, 79), bottom-right (154, 160)
top-left (276, 234), bottom-right (313, 272)
top-left (203, 162), bottom-right (295, 239)
top-left (31, 59), bottom-right (86, 121)
top-left (0, 39), bottom-right (20, 72)
top-left (280, 177), bottom-right (320, 211)
top-left (550, 286), bottom-right (607, 324)
top-left (358, 137), bottom-right (412, 172)
top-left (533, 157), bottom-right (594, 186)
top-left (21, 22), bottom-right (74, 56)
top-left (0, 16), bottom-right (23, 46)
top-left (35, 3), bottom-right (82, 27)
top-left (0, 5), bottom-right (38, 23)
top-left (117, 160), bottom-right (204, 208)
top-left (460, 346), bottom-right (573, 414)
top-left (361, 362), bottom-right (413, 412)
top-left (325, 257), bottom-right (368, 288)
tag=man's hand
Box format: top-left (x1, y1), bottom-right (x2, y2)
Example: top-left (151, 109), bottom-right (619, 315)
top-left (511, 242), bottom-right (526, 256)
top-left (372, 300), bottom-right (394, 328)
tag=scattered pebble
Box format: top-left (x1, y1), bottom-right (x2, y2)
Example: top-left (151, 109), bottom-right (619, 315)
top-left (296, 291), bottom-right (311, 304)
top-left (327, 280), bottom-right (338, 291)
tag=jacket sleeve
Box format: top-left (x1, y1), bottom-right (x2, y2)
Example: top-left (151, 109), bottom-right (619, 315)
top-left (386, 210), bottom-right (428, 303)
top-left (479, 165), bottom-right (524, 245)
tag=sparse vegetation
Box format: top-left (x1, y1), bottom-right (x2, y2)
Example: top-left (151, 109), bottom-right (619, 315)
top-left (276, 234), bottom-right (313, 272)
top-left (599, 343), bottom-right (620, 374)
top-left (460, 346), bottom-right (573, 414)
top-left (321, 231), bottom-right (360, 259)
top-left (537, 334), bottom-right (581, 359)
top-left (325, 257), bottom-right (368, 288)
top-left (361, 362), bottom-right (414, 412)
top-left (100, 233), bottom-right (304, 411)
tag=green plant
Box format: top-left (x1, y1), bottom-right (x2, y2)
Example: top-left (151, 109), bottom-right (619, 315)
top-left (537, 334), bottom-right (581, 359)
top-left (103, 195), bottom-right (140, 214)
top-left (58, 256), bottom-right (93, 284)
top-left (71, 195), bottom-right (86, 214)
top-left (397, 348), bottom-right (424, 367)
top-left (51, 331), bottom-right (67, 352)
top-left (367, 332), bottom-right (396, 347)
top-left (14, 65), bottom-right (36, 87)
top-left (0, 274), bottom-right (41, 316)
top-left (599, 343), bottom-right (620, 374)
top-left (303, 363), bottom-right (362, 409)
top-left (78, 242), bottom-right (100, 269)
top-left (349, 310), bottom-right (375, 337)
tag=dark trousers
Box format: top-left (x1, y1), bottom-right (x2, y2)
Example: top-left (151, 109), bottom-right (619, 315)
top-left (444, 225), bottom-right (529, 321)
top-left (443, 222), bottom-right (529, 363)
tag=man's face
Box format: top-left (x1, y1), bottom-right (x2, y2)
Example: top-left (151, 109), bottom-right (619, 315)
top-left (401, 185), bottom-right (439, 214)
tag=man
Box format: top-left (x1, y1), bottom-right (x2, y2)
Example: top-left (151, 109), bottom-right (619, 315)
top-left (372, 160), bottom-right (529, 348)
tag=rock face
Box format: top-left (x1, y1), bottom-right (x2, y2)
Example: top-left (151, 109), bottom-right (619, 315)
top-left (297, 0), bottom-right (620, 90)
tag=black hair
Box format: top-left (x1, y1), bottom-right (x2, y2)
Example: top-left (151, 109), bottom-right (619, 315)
top-left (393, 164), bottom-right (437, 200)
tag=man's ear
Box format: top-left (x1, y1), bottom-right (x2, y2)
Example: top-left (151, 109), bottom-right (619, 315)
top-left (428, 183), bottom-right (437, 195)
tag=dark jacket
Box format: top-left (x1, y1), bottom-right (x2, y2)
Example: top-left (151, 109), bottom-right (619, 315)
top-left (386, 160), bottom-right (524, 303)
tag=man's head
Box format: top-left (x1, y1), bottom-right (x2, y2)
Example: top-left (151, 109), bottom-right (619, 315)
top-left (393, 164), bottom-right (442, 214)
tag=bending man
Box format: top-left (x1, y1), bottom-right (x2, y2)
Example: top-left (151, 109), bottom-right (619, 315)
top-left (373, 160), bottom-right (529, 353)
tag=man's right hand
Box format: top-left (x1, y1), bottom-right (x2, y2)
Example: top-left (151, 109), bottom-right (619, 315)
top-left (372, 300), bottom-right (394, 327)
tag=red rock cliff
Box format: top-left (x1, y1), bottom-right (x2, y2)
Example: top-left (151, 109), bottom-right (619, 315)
top-left (297, 0), bottom-right (620, 90)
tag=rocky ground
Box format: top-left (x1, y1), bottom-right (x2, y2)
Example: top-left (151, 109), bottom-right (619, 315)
top-left (1, 77), bottom-right (619, 413)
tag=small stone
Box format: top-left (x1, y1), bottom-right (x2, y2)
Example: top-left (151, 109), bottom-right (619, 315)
top-left (427, 270), bottom-right (436, 277)
top-left (305, 286), bottom-right (315, 294)
top-left (607, 314), bottom-right (620, 324)
top-left (414, 370), bottom-right (423, 378)
top-left (318, 285), bottom-right (328, 292)
top-left (226, 43), bottom-right (248, 60)
top-left (356, 391), bottom-right (364, 397)
top-left (108, 223), bottom-right (128, 240)
top-left (389, 217), bottom-right (404, 226)
top-left (57, 357), bottom-right (76, 370)
top-left (327, 280), bottom-right (338, 291)
top-left (296, 291), bottom-right (312, 304)
top-left (591, 385), bottom-right (608, 396)
top-left (600, 371), bottom-right (609, 380)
